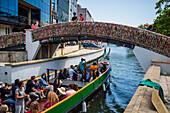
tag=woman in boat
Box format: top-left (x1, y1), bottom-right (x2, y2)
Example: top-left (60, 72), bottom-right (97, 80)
top-left (73, 83), bottom-right (79, 91)
top-left (57, 87), bottom-right (67, 101)
top-left (38, 73), bottom-right (54, 94)
top-left (59, 69), bottom-right (66, 79)
top-left (66, 84), bottom-right (76, 97)
top-left (26, 101), bottom-right (40, 113)
top-left (44, 92), bottom-right (59, 110)
top-left (62, 68), bottom-right (69, 78)
top-left (34, 79), bottom-right (46, 98)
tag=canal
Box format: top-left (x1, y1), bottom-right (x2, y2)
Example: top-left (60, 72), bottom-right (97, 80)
top-left (81, 45), bottom-right (145, 113)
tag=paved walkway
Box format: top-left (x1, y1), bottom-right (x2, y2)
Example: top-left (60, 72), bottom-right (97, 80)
top-left (65, 48), bottom-right (102, 56)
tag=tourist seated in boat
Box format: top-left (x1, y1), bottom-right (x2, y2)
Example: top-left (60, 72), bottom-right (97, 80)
top-left (12, 79), bottom-right (19, 100)
top-left (1, 83), bottom-right (15, 106)
top-left (76, 68), bottom-right (83, 81)
top-left (73, 83), bottom-right (79, 91)
top-left (34, 80), bottom-right (46, 99)
top-left (59, 69), bottom-right (66, 79)
top-left (66, 84), bottom-right (76, 97)
top-left (15, 81), bottom-right (30, 113)
top-left (89, 70), bottom-right (96, 82)
top-left (68, 65), bottom-right (78, 81)
top-left (26, 100), bottom-right (40, 113)
top-left (96, 68), bottom-right (101, 77)
top-left (62, 68), bottom-right (69, 78)
top-left (25, 76), bottom-right (41, 100)
top-left (100, 64), bottom-right (107, 73)
top-left (38, 73), bottom-right (54, 94)
top-left (57, 87), bottom-right (67, 101)
top-left (44, 92), bottom-right (59, 110)
top-left (74, 65), bottom-right (78, 71)
top-left (0, 104), bottom-right (9, 113)
top-left (86, 72), bottom-right (91, 81)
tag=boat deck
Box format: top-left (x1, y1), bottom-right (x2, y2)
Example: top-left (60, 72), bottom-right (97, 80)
top-left (49, 79), bottom-right (89, 88)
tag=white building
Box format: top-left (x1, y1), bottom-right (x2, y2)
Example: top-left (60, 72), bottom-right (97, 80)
top-left (77, 4), bottom-right (94, 21)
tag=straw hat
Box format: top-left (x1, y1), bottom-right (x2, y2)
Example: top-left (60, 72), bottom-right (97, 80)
top-left (0, 82), bottom-right (5, 88)
top-left (0, 104), bottom-right (8, 112)
top-left (57, 87), bottom-right (66, 95)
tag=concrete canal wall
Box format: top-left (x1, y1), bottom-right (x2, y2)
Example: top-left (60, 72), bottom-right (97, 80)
top-left (0, 51), bottom-right (27, 62)
top-left (0, 48), bottom-right (104, 84)
top-left (125, 64), bottom-right (170, 113)
top-left (133, 46), bottom-right (170, 75)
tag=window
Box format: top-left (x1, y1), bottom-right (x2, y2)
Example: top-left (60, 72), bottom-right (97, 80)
top-left (52, 3), bottom-right (55, 11)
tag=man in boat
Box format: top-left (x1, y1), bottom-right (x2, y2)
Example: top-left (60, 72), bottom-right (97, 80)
top-left (79, 58), bottom-right (86, 81)
top-left (90, 62), bottom-right (99, 77)
top-left (68, 65), bottom-right (78, 80)
top-left (25, 76), bottom-right (41, 100)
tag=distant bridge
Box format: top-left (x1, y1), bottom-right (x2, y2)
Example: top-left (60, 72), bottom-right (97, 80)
top-left (0, 22), bottom-right (169, 57)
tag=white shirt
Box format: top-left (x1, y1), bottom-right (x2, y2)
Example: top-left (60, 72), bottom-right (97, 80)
top-left (69, 68), bottom-right (75, 78)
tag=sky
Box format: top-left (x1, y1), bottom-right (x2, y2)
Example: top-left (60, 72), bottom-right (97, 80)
top-left (77, 0), bottom-right (159, 27)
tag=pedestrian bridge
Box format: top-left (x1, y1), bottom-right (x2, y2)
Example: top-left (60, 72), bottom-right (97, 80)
top-left (0, 22), bottom-right (169, 57)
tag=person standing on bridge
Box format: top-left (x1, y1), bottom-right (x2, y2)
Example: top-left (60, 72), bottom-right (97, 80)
top-left (79, 14), bottom-right (84, 21)
top-left (72, 12), bottom-right (78, 22)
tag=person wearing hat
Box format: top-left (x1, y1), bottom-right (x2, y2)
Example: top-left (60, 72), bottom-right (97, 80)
top-left (0, 104), bottom-right (9, 112)
top-left (58, 87), bottom-right (67, 101)
top-left (71, 12), bottom-right (78, 22)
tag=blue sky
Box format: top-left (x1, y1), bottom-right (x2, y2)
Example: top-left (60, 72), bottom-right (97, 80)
top-left (77, 0), bottom-right (159, 27)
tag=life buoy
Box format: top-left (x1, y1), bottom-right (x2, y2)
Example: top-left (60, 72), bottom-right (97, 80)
top-left (101, 62), bottom-right (109, 65)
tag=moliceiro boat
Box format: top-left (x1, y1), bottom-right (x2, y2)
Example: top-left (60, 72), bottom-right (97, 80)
top-left (43, 51), bottom-right (111, 113)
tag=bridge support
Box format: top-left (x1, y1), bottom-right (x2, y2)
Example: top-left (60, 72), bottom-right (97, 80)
top-left (26, 29), bottom-right (41, 61)
top-left (133, 46), bottom-right (170, 75)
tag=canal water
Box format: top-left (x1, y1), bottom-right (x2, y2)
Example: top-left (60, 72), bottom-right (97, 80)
top-left (84, 45), bottom-right (145, 113)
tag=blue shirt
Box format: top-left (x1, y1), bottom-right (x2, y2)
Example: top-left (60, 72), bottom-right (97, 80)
top-left (79, 62), bottom-right (85, 70)
top-left (38, 78), bottom-right (49, 88)
top-left (34, 84), bottom-right (40, 89)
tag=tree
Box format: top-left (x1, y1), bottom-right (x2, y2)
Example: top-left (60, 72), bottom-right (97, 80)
top-left (153, 0), bottom-right (170, 35)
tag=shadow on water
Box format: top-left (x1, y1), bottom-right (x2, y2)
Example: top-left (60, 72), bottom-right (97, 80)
top-left (76, 44), bottom-right (145, 113)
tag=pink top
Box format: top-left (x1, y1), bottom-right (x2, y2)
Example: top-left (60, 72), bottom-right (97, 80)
top-left (31, 24), bottom-right (35, 29)
top-left (66, 89), bottom-right (76, 97)
top-left (31, 24), bottom-right (38, 29)
top-left (79, 16), bottom-right (84, 21)
top-left (34, 24), bottom-right (38, 29)
top-left (44, 100), bottom-right (56, 109)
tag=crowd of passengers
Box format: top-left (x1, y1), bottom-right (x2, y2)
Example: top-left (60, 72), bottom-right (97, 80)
top-left (0, 58), bottom-right (107, 113)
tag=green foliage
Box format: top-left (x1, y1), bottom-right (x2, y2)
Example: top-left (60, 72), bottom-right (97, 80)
top-left (138, 24), bottom-right (145, 29)
top-left (153, 0), bottom-right (170, 35)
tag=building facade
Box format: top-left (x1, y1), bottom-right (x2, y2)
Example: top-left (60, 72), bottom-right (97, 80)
top-left (77, 4), bottom-right (94, 21)
top-left (0, 0), bottom-right (79, 35)
top-left (0, 0), bottom-right (50, 35)
top-left (52, 0), bottom-right (78, 23)
top-left (69, 0), bottom-right (77, 21)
